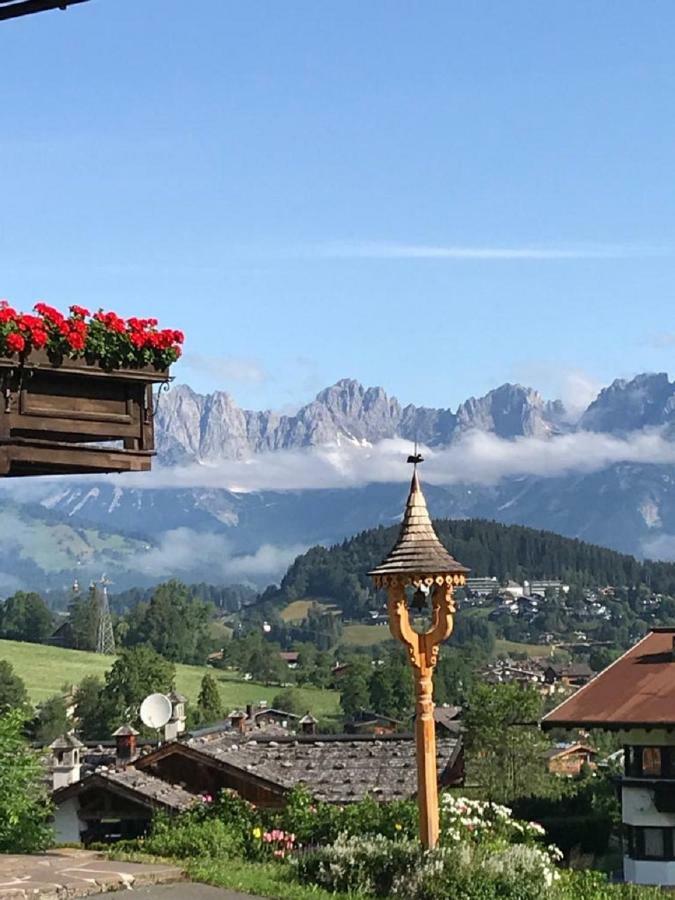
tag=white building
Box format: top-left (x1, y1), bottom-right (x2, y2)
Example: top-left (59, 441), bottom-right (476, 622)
top-left (465, 576), bottom-right (499, 596)
top-left (543, 628), bottom-right (675, 887)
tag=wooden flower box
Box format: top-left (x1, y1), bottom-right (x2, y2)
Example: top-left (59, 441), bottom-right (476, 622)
top-left (0, 352), bottom-right (170, 476)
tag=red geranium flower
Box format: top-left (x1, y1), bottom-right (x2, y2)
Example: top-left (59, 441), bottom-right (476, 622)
top-left (6, 333), bottom-right (25, 354)
top-left (30, 329), bottom-right (48, 349)
top-left (34, 302), bottom-right (65, 324)
top-left (67, 332), bottom-right (86, 351)
top-left (69, 305), bottom-right (90, 318)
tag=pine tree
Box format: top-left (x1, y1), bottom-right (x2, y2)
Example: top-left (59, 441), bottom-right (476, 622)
top-left (196, 673), bottom-right (222, 725)
top-left (0, 661), bottom-right (27, 713)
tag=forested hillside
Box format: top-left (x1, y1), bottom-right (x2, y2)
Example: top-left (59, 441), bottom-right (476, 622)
top-left (260, 518), bottom-right (675, 618)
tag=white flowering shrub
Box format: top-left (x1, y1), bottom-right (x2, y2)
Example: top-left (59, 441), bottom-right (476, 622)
top-left (294, 796), bottom-right (568, 899)
top-left (440, 794), bottom-right (548, 847)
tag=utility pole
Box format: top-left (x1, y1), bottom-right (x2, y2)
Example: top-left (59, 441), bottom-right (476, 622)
top-left (95, 575), bottom-right (115, 656)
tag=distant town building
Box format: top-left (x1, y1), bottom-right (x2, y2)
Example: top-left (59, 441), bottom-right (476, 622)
top-left (526, 579), bottom-right (569, 596)
top-left (543, 628), bottom-right (675, 887)
top-left (544, 742), bottom-right (597, 777)
top-left (465, 577), bottom-right (499, 596)
top-left (543, 662), bottom-right (593, 689)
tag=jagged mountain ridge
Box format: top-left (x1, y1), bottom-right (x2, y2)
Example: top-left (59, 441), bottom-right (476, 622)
top-left (155, 378), bottom-right (568, 463)
top-left (4, 370), bottom-right (675, 590)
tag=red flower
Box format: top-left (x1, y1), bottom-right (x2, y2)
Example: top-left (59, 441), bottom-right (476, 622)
top-left (0, 307), bottom-right (17, 323)
top-left (129, 331), bottom-right (147, 349)
top-left (34, 302), bottom-right (65, 324)
top-left (30, 329), bottom-right (48, 349)
top-left (6, 333), bottom-right (25, 354)
top-left (69, 305), bottom-right (90, 318)
top-left (67, 332), bottom-right (86, 351)
top-left (94, 310), bottom-right (126, 334)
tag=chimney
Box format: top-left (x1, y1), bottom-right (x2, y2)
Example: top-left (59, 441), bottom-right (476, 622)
top-left (50, 733), bottom-right (84, 790)
top-left (299, 712), bottom-right (318, 736)
top-left (112, 724), bottom-right (139, 764)
top-left (230, 710), bottom-right (247, 734)
top-left (165, 690), bottom-right (188, 741)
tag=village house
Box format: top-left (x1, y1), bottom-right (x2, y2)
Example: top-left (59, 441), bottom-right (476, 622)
top-left (542, 627), bottom-right (675, 887)
top-left (346, 709), bottom-right (404, 735)
top-left (543, 661), bottom-right (593, 689)
top-left (50, 728), bottom-right (464, 843)
top-left (544, 742), bottom-right (598, 777)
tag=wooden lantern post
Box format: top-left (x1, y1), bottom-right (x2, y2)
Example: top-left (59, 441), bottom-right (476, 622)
top-left (369, 460), bottom-right (468, 849)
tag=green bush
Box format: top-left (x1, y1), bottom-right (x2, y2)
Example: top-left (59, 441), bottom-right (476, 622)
top-left (275, 787), bottom-right (417, 845)
top-left (129, 810), bottom-right (243, 860)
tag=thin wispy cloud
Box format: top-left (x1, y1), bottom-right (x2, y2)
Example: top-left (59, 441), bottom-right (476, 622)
top-left (647, 333), bottom-right (675, 349)
top-left (303, 241), bottom-right (666, 261)
top-left (183, 353), bottom-right (268, 385)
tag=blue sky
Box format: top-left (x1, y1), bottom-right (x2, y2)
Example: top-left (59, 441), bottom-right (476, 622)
top-left (1, 0), bottom-right (674, 412)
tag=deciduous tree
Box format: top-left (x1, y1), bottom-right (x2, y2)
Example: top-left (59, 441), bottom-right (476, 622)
top-left (464, 682), bottom-right (551, 803)
top-left (0, 709), bottom-right (53, 852)
top-left (0, 591), bottom-right (54, 643)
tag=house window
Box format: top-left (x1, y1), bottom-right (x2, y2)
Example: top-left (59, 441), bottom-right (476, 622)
top-left (643, 827), bottom-right (665, 859)
top-left (629, 826), bottom-right (675, 860)
top-left (663, 748), bottom-right (675, 779)
top-left (642, 747), bottom-right (662, 777)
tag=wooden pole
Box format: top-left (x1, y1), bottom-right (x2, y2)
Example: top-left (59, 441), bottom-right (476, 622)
top-left (385, 580), bottom-right (455, 850)
top-left (414, 665), bottom-right (439, 848)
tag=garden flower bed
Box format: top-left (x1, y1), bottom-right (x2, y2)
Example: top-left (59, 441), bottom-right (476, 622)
top-left (0, 302), bottom-right (182, 476)
top-left (108, 789), bottom-right (664, 900)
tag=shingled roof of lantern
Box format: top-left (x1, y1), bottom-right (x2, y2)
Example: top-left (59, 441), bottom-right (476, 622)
top-left (369, 469), bottom-right (469, 587)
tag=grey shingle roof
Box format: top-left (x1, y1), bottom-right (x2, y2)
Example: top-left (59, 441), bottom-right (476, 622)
top-left (188, 732), bottom-right (462, 803)
top-left (52, 767), bottom-right (198, 812)
top-left (369, 471), bottom-right (469, 581)
top-left (50, 733), bottom-right (84, 750)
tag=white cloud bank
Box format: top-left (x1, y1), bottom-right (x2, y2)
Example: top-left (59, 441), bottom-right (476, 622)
top-left (113, 427), bottom-right (675, 494)
top-left (128, 527), bottom-right (306, 582)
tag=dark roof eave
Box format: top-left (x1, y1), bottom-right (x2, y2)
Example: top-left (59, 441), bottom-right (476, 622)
top-left (541, 719), bottom-right (675, 732)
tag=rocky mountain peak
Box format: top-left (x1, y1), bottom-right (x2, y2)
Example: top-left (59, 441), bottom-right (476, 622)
top-left (455, 383), bottom-right (557, 438)
top-left (580, 372), bottom-right (675, 433)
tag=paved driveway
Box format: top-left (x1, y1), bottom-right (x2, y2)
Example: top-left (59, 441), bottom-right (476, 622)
top-left (0, 850), bottom-right (182, 899)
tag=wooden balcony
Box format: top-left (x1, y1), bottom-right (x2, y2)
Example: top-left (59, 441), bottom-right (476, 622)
top-left (0, 352), bottom-right (169, 477)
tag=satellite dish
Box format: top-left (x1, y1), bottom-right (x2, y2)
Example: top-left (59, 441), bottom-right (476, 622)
top-left (140, 693), bottom-right (172, 730)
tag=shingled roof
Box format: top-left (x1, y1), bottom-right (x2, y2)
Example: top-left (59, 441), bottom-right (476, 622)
top-left (542, 629), bottom-right (675, 730)
top-left (50, 733), bottom-right (84, 751)
top-left (150, 732), bottom-right (463, 803)
top-left (52, 767), bottom-right (198, 812)
top-left (369, 470), bottom-right (469, 580)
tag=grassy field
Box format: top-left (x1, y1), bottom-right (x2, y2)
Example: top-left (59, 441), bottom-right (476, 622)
top-left (342, 623), bottom-right (391, 647)
top-left (279, 599), bottom-right (334, 622)
top-left (0, 639), bottom-right (340, 717)
top-left (493, 638), bottom-right (553, 658)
